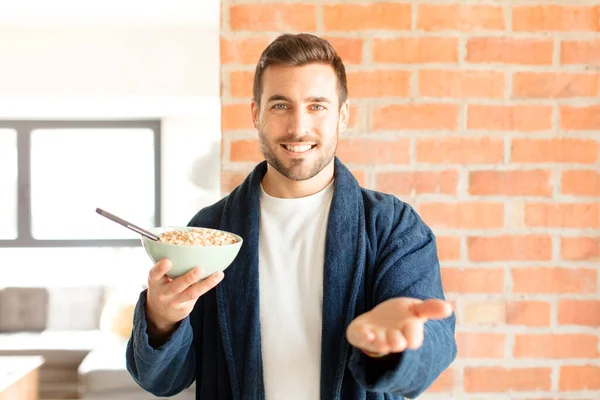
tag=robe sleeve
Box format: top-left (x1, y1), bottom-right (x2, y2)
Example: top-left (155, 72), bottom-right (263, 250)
top-left (125, 204), bottom-right (222, 397)
top-left (125, 289), bottom-right (196, 396)
top-left (348, 199), bottom-right (457, 398)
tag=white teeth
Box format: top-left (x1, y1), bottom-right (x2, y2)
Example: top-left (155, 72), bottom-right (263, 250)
top-left (284, 145), bottom-right (312, 153)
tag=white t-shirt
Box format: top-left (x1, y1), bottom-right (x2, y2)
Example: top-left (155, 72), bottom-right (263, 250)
top-left (258, 179), bottom-right (335, 400)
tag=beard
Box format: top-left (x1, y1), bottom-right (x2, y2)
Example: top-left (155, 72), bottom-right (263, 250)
top-left (258, 128), bottom-right (338, 182)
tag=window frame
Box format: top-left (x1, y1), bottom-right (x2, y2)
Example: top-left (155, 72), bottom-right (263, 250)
top-left (0, 120), bottom-right (161, 248)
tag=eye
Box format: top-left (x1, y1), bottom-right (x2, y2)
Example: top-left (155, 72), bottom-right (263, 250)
top-left (310, 104), bottom-right (325, 111)
top-left (272, 103), bottom-right (289, 110)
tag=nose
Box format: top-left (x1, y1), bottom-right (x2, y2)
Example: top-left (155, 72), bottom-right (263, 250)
top-left (288, 108), bottom-right (310, 135)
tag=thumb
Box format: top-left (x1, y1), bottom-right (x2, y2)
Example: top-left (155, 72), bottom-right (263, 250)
top-left (411, 299), bottom-right (453, 320)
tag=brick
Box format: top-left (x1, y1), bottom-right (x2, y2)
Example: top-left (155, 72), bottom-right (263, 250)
top-left (347, 105), bottom-right (361, 130)
top-left (323, 37), bottom-right (363, 65)
top-left (561, 237), bottom-right (600, 261)
top-left (513, 72), bottom-right (599, 98)
top-left (372, 104), bottom-right (459, 131)
top-left (560, 365), bottom-right (600, 391)
top-left (447, 299), bottom-right (457, 316)
top-left (506, 301), bottom-right (551, 327)
top-left (323, 3), bottom-right (411, 31)
top-left (230, 139), bottom-right (263, 163)
top-left (221, 37), bottom-right (271, 65)
top-left (468, 236), bottom-right (552, 262)
top-left (511, 138), bottom-right (599, 164)
top-left (467, 37), bottom-right (553, 65)
top-left (375, 170), bottom-right (459, 196)
top-left (456, 333), bottom-right (505, 358)
top-left (514, 334), bottom-right (599, 358)
top-left (419, 202), bottom-right (504, 229)
top-left (561, 170), bottom-right (600, 196)
top-left (512, 5), bottom-right (600, 32)
top-left (553, 395), bottom-right (593, 400)
top-left (417, 137), bottom-right (504, 164)
top-left (347, 71), bottom-right (411, 98)
top-left (464, 367), bottom-right (551, 392)
top-left (222, 104), bottom-right (253, 130)
top-left (469, 170), bottom-right (552, 197)
top-left (560, 105), bottom-right (600, 131)
top-left (558, 300), bottom-right (600, 327)
top-left (221, 170), bottom-right (250, 193)
top-left (467, 104), bottom-right (553, 132)
top-left (418, 4), bottom-right (505, 31)
top-left (525, 203), bottom-right (600, 228)
top-left (436, 236), bottom-right (461, 261)
top-left (463, 300), bottom-right (506, 325)
top-left (441, 268), bottom-right (504, 293)
top-left (350, 169), bottom-right (366, 187)
top-left (230, 71), bottom-right (254, 98)
top-left (373, 37), bottom-right (458, 64)
top-left (562, 40), bottom-right (600, 65)
top-left (426, 368), bottom-right (455, 392)
top-left (336, 139), bottom-right (409, 165)
top-left (512, 267), bottom-right (597, 294)
top-left (229, 4), bottom-right (316, 32)
top-left (419, 70), bottom-right (505, 98)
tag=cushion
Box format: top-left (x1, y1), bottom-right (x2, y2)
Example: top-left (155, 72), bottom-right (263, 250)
top-left (0, 286), bottom-right (108, 332)
top-left (0, 287), bottom-right (48, 332)
top-left (78, 338), bottom-right (139, 392)
top-left (78, 337), bottom-right (195, 397)
top-left (99, 284), bottom-right (145, 340)
top-left (46, 286), bottom-right (106, 330)
top-left (81, 391), bottom-right (196, 400)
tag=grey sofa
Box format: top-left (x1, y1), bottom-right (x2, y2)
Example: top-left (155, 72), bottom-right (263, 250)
top-left (0, 286), bottom-right (194, 399)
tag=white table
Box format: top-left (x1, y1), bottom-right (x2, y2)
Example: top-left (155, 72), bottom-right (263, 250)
top-left (0, 356), bottom-right (44, 400)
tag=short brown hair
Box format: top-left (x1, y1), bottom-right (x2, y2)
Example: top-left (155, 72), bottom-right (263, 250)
top-left (252, 33), bottom-right (348, 108)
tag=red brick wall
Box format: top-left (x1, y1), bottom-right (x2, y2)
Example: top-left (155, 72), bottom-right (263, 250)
top-left (220, 1), bottom-right (600, 396)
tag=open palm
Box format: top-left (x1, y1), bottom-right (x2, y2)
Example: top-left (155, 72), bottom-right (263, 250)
top-left (346, 298), bottom-right (452, 356)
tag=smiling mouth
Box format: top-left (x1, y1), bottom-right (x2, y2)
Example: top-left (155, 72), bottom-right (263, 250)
top-left (281, 144), bottom-right (317, 153)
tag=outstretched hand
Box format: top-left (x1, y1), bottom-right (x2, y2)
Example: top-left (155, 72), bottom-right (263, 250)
top-left (346, 298), bottom-right (453, 357)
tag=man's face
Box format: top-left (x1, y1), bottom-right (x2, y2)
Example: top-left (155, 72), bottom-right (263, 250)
top-left (251, 63), bottom-right (349, 181)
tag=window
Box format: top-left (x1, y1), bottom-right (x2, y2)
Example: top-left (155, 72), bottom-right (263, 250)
top-left (0, 129), bottom-right (18, 240)
top-left (0, 121), bottom-right (161, 247)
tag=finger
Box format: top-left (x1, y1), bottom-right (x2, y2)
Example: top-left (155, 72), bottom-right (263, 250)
top-left (360, 323), bottom-right (376, 343)
top-left (372, 328), bottom-right (389, 354)
top-left (402, 320), bottom-right (425, 350)
top-left (348, 322), bottom-right (375, 350)
top-left (411, 299), bottom-right (453, 320)
top-left (166, 267), bottom-right (204, 295)
top-left (386, 329), bottom-right (407, 353)
top-left (177, 271), bottom-right (224, 302)
top-left (346, 319), bottom-right (373, 348)
top-left (148, 259), bottom-right (172, 284)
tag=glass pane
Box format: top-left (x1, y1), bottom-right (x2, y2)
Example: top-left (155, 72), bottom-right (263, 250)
top-left (30, 128), bottom-right (156, 240)
top-left (0, 129), bottom-right (18, 239)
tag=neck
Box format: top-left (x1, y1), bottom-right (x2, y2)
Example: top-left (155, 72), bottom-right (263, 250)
top-left (261, 159), bottom-right (335, 199)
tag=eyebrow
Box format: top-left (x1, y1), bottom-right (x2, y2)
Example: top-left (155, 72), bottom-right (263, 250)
top-left (266, 94), bottom-right (332, 104)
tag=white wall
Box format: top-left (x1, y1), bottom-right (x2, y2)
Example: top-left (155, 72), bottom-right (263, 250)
top-left (0, 2), bottom-right (222, 286)
top-left (0, 26), bottom-right (218, 97)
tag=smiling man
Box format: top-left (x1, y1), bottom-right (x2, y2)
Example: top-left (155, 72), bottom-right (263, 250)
top-left (255, 62), bottom-right (345, 198)
top-left (126, 33), bottom-right (457, 400)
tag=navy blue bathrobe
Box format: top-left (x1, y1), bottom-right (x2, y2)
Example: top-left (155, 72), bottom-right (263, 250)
top-left (126, 157), bottom-right (457, 399)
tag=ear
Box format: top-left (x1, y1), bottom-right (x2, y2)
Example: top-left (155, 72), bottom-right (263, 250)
top-left (251, 101), bottom-right (260, 129)
top-left (338, 100), bottom-right (350, 133)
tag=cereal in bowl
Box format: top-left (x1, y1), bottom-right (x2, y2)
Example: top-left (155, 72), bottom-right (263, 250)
top-left (158, 228), bottom-right (237, 246)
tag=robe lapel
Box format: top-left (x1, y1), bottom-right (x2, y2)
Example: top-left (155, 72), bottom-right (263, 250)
top-left (320, 157), bottom-right (367, 399)
top-left (216, 161), bottom-right (268, 400)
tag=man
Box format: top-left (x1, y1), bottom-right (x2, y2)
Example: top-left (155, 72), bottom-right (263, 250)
top-left (126, 33), bottom-right (457, 400)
